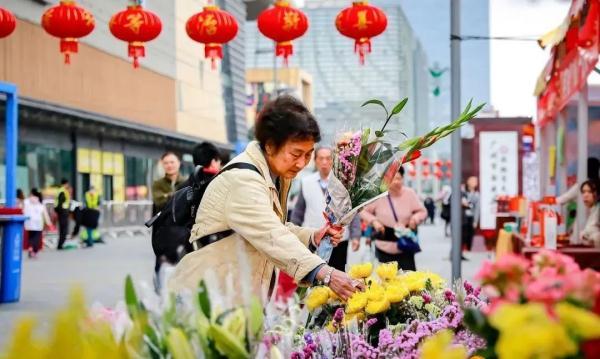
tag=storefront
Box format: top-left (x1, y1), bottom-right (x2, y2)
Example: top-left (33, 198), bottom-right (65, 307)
top-left (535, 0), bottom-right (600, 240)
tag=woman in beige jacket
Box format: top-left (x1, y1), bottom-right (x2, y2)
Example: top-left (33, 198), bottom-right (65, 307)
top-left (169, 96), bottom-right (362, 304)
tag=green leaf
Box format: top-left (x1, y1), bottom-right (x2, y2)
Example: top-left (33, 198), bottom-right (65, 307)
top-left (208, 324), bottom-right (250, 359)
top-left (390, 98), bottom-right (408, 115)
top-left (124, 275), bottom-right (141, 319)
top-left (198, 280), bottom-right (212, 319)
top-left (166, 328), bottom-right (196, 359)
top-left (361, 99), bottom-right (389, 116)
top-left (247, 297), bottom-right (264, 339)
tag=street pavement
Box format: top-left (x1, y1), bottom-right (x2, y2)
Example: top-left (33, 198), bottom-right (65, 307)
top-left (0, 221), bottom-right (491, 349)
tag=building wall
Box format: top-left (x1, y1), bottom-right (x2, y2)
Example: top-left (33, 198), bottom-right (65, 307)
top-left (3, 0), bottom-right (176, 78)
top-left (0, 19), bottom-right (177, 131)
top-left (174, 0), bottom-right (228, 143)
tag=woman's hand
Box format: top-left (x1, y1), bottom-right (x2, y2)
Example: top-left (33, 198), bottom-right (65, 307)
top-left (408, 217), bottom-right (417, 230)
top-left (314, 225), bottom-right (344, 247)
top-left (317, 266), bottom-right (364, 301)
top-left (372, 220), bottom-right (385, 233)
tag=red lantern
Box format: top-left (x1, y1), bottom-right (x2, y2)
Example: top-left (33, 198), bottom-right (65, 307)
top-left (41, 0), bottom-right (95, 64)
top-left (579, 0), bottom-right (599, 48)
top-left (446, 170), bottom-right (452, 179)
top-left (109, 3), bottom-right (162, 68)
top-left (335, 1), bottom-right (387, 65)
top-left (422, 169), bottom-right (430, 178)
top-left (0, 7), bottom-right (16, 39)
top-left (446, 160), bottom-right (452, 167)
top-left (186, 4), bottom-right (238, 70)
top-left (257, 0), bottom-right (308, 65)
top-left (408, 169), bottom-right (417, 178)
top-left (434, 160), bottom-right (443, 168)
top-left (434, 169), bottom-right (443, 179)
top-left (421, 157), bottom-right (430, 167)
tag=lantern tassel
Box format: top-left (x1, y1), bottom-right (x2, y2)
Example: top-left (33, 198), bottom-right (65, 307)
top-left (354, 39), bottom-right (371, 65)
top-left (128, 42), bottom-right (146, 69)
top-left (276, 42), bottom-right (293, 66)
top-left (205, 44), bottom-right (223, 70)
top-left (60, 38), bottom-right (79, 65)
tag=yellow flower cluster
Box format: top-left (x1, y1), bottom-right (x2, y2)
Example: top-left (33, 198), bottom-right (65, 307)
top-left (376, 262), bottom-right (398, 281)
top-left (489, 302), bottom-right (600, 359)
top-left (419, 330), bottom-right (467, 359)
top-left (349, 262), bottom-right (373, 279)
top-left (305, 286), bottom-right (334, 311)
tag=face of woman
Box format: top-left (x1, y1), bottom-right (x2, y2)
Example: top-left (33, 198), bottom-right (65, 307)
top-left (581, 184), bottom-right (597, 208)
top-left (266, 139), bottom-right (315, 179)
top-left (388, 172), bottom-right (404, 193)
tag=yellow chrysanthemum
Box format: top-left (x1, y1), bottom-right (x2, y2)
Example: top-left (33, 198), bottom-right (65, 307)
top-left (419, 330), bottom-right (467, 359)
top-left (349, 263), bottom-right (373, 279)
top-left (555, 302), bottom-right (600, 339)
top-left (305, 286), bottom-right (330, 311)
top-left (385, 283), bottom-right (409, 303)
top-left (327, 287), bottom-right (342, 302)
top-left (366, 282), bottom-right (385, 301)
top-left (423, 272), bottom-right (446, 289)
top-left (346, 292), bottom-right (368, 314)
top-left (489, 303), bottom-right (578, 359)
top-left (366, 298), bottom-right (390, 315)
top-left (376, 262), bottom-right (398, 281)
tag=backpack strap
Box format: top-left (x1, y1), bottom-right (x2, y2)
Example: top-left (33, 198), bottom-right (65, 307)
top-left (192, 162), bottom-right (260, 250)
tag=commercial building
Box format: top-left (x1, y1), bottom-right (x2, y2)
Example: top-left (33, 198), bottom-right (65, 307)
top-left (0, 0), bottom-right (267, 202)
top-left (244, 0), bottom-right (429, 144)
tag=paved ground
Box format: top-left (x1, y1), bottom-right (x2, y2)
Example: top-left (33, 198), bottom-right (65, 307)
top-left (0, 222), bottom-right (490, 350)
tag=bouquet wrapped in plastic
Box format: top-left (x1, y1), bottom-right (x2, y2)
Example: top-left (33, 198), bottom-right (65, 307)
top-left (317, 98), bottom-right (484, 261)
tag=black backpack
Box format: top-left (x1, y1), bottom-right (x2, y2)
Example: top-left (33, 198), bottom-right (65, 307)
top-left (145, 162), bottom-right (259, 263)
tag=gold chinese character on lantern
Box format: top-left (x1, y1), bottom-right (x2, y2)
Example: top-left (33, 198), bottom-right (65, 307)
top-left (199, 14), bottom-right (217, 35)
top-left (83, 11), bottom-right (94, 26)
top-left (283, 11), bottom-right (299, 31)
top-left (354, 10), bottom-right (371, 30)
top-left (125, 13), bottom-right (143, 34)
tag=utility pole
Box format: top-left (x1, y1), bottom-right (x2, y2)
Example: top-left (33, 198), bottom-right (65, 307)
top-left (450, 0), bottom-right (462, 280)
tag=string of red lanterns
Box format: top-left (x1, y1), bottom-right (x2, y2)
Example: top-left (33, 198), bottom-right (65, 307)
top-left (186, 3), bottom-right (239, 70)
top-left (257, 0), bottom-right (308, 66)
top-left (9, 0), bottom-right (392, 69)
top-left (109, 1), bottom-right (162, 69)
top-left (0, 7), bottom-right (16, 39)
top-left (41, 0), bottom-right (95, 64)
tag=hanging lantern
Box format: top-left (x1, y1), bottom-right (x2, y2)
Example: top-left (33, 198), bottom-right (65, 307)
top-left (422, 169), bottom-right (430, 178)
top-left (186, 3), bottom-right (238, 70)
top-left (335, 1), bottom-right (387, 65)
top-left (41, 0), bottom-right (95, 64)
top-left (445, 159), bottom-right (452, 167)
top-left (0, 7), bottom-right (16, 39)
top-left (109, 1), bottom-right (162, 68)
top-left (434, 159), bottom-right (443, 168)
top-left (434, 169), bottom-right (443, 179)
top-left (408, 169), bottom-right (417, 178)
top-left (257, 0), bottom-right (308, 65)
top-left (445, 170), bottom-right (452, 179)
top-left (579, 0), bottom-right (599, 48)
top-left (421, 157), bottom-right (430, 167)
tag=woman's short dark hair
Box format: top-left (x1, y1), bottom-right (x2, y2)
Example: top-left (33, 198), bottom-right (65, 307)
top-left (581, 180), bottom-right (598, 194)
top-left (192, 142), bottom-right (220, 167)
top-left (398, 165), bottom-right (405, 177)
top-left (255, 95), bottom-right (321, 151)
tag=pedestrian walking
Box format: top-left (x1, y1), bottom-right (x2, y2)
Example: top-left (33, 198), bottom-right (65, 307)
top-left (80, 186), bottom-right (101, 247)
top-left (424, 197), bottom-right (436, 225)
top-left (462, 176), bottom-right (480, 253)
top-left (151, 151), bottom-right (185, 289)
top-left (23, 188), bottom-right (52, 258)
top-left (437, 185), bottom-right (451, 237)
top-left (54, 178), bottom-right (71, 250)
top-left (361, 165), bottom-right (427, 271)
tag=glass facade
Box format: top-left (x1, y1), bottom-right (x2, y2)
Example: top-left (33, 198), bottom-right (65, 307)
top-left (245, 0), bottom-right (429, 143)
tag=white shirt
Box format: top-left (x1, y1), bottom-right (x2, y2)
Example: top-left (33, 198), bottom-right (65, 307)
top-left (23, 197), bottom-right (50, 231)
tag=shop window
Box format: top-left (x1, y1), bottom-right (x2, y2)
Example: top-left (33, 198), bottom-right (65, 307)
top-left (103, 175), bottom-right (113, 202)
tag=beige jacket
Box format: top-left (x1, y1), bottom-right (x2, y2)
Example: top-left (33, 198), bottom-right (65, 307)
top-left (168, 141), bottom-right (324, 303)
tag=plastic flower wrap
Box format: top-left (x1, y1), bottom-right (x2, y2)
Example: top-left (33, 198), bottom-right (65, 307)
top-left (316, 98), bottom-right (484, 261)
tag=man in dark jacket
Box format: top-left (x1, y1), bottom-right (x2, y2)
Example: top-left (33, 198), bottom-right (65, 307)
top-left (176, 142), bottom-right (222, 190)
top-left (55, 178), bottom-right (71, 250)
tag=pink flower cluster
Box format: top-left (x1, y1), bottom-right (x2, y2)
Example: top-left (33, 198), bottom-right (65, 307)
top-left (476, 250), bottom-right (600, 313)
top-left (335, 131), bottom-right (362, 189)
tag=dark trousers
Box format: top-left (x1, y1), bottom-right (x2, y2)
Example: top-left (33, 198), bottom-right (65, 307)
top-left (57, 211), bottom-right (69, 249)
top-left (375, 247), bottom-right (416, 271)
top-left (27, 231), bottom-right (42, 253)
top-left (328, 240), bottom-right (349, 272)
top-left (462, 216), bottom-right (474, 251)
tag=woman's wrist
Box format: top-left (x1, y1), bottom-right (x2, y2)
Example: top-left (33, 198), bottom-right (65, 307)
top-left (315, 265), bottom-right (332, 282)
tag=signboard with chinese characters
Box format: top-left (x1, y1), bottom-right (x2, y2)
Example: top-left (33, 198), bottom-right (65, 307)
top-left (479, 131), bottom-right (519, 230)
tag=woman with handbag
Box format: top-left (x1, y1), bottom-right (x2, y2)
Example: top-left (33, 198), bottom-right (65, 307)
top-left (360, 166), bottom-right (427, 271)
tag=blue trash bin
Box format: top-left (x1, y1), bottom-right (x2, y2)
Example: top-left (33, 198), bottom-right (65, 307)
top-left (0, 213), bottom-right (27, 303)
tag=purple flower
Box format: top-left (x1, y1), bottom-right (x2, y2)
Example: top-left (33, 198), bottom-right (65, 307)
top-left (455, 329), bottom-right (486, 355)
top-left (366, 318), bottom-right (378, 328)
top-left (304, 333), bottom-right (314, 345)
top-left (422, 293), bottom-right (432, 304)
top-left (333, 308), bottom-right (345, 324)
top-left (378, 329), bottom-right (394, 351)
top-left (464, 280), bottom-right (474, 295)
top-left (291, 352), bottom-right (305, 359)
top-left (444, 289), bottom-right (456, 302)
